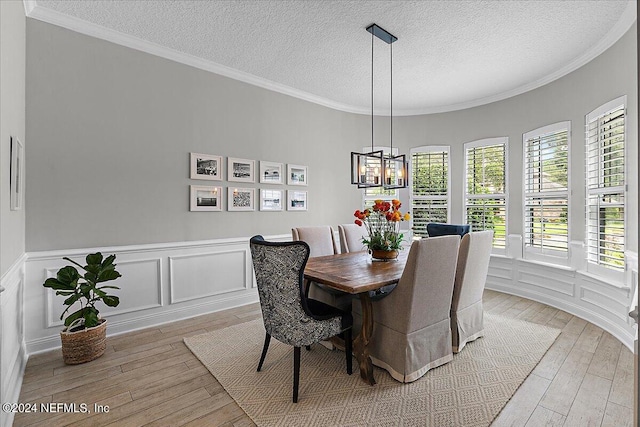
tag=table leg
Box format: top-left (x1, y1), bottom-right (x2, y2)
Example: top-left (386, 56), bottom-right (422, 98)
top-left (353, 292), bottom-right (376, 385)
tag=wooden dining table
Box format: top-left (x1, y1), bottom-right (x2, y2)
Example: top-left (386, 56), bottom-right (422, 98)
top-left (304, 249), bottom-right (409, 385)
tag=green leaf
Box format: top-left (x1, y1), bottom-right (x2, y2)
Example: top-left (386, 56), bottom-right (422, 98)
top-left (102, 295), bottom-right (120, 307)
top-left (84, 271), bottom-right (98, 283)
top-left (84, 264), bottom-right (101, 275)
top-left (102, 254), bottom-right (116, 268)
top-left (86, 252), bottom-right (103, 266)
top-left (97, 269), bottom-right (121, 283)
top-left (83, 309), bottom-right (100, 328)
top-left (64, 309), bottom-right (84, 326)
top-left (94, 288), bottom-right (107, 298)
top-left (43, 277), bottom-right (75, 291)
top-left (97, 285), bottom-right (120, 291)
top-left (56, 266), bottom-right (80, 285)
top-left (63, 293), bottom-right (81, 306)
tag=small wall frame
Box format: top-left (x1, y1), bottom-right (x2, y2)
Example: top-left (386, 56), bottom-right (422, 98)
top-left (190, 153), bottom-right (222, 181)
top-left (260, 189), bottom-right (283, 211)
top-left (10, 136), bottom-right (23, 211)
top-left (228, 157), bottom-right (255, 183)
top-left (228, 187), bottom-right (255, 211)
top-left (287, 164), bottom-right (308, 186)
top-left (287, 190), bottom-right (308, 211)
top-left (259, 161), bottom-right (283, 184)
top-left (190, 185), bottom-right (222, 211)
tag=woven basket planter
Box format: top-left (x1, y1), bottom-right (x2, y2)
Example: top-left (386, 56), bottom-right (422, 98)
top-left (60, 319), bottom-right (108, 365)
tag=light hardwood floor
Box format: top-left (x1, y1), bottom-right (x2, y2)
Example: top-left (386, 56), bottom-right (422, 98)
top-left (13, 290), bottom-right (634, 426)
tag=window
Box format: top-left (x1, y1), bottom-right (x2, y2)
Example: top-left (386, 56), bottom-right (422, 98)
top-left (464, 138), bottom-right (507, 250)
top-left (586, 96), bottom-right (626, 277)
top-left (362, 146), bottom-right (399, 203)
top-left (410, 146), bottom-right (450, 238)
top-left (523, 122), bottom-right (570, 260)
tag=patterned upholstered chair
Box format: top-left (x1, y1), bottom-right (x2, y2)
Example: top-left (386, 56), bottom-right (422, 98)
top-left (249, 235), bottom-right (353, 403)
top-left (353, 236), bottom-right (461, 383)
top-left (292, 226), bottom-right (351, 310)
top-left (426, 223), bottom-right (471, 238)
top-left (451, 230), bottom-right (494, 353)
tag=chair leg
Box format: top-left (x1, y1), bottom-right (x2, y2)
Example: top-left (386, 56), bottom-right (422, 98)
top-left (344, 328), bottom-right (353, 375)
top-left (257, 333), bottom-right (271, 372)
top-left (293, 347), bottom-right (301, 403)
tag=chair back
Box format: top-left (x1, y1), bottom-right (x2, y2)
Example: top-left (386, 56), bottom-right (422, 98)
top-left (426, 223), bottom-right (470, 238)
top-left (249, 235), bottom-right (311, 341)
top-left (375, 235), bottom-right (460, 332)
top-left (338, 224), bottom-right (366, 253)
top-left (292, 226), bottom-right (338, 257)
top-left (452, 230), bottom-right (494, 312)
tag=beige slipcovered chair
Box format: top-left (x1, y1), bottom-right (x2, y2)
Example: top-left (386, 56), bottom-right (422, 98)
top-left (291, 226), bottom-right (351, 310)
top-left (451, 230), bottom-right (494, 353)
top-left (338, 224), bottom-right (366, 253)
top-left (353, 235), bottom-right (461, 383)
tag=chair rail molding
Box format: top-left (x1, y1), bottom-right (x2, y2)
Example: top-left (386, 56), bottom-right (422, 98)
top-left (486, 234), bottom-right (637, 350)
top-left (24, 235), bottom-right (290, 355)
top-left (1, 253), bottom-right (28, 427)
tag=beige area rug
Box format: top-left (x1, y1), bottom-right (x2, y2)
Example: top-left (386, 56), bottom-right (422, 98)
top-left (184, 314), bottom-right (559, 427)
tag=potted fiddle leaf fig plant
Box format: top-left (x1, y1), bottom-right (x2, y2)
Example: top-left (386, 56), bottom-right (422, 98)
top-left (43, 252), bottom-right (122, 364)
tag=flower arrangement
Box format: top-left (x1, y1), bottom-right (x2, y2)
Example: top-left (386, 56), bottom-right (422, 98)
top-left (354, 199), bottom-right (411, 252)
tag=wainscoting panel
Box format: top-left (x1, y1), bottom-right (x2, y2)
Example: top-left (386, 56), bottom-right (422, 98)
top-left (1, 254), bottom-right (27, 427)
top-left (169, 249), bottom-right (248, 304)
top-left (486, 236), bottom-right (637, 350)
top-left (23, 236), bottom-right (283, 354)
top-left (44, 257), bottom-right (164, 328)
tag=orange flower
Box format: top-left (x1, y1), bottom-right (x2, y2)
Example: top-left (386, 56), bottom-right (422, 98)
top-left (403, 213), bottom-right (411, 221)
top-left (392, 199), bottom-right (401, 209)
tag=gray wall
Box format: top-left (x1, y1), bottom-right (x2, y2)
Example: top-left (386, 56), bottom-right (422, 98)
top-left (26, 20), bottom-right (365, 251)
top-left (1, 0), bottom-right (26, 275)
top-left (25, 19), bottom-right (637, 253)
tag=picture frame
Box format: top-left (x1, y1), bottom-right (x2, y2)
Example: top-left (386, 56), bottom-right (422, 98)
top-left (287, 164), bottom-right (308, 186)
top-left (259, 161), bottom-right (284, 184)
top-left (228, 187), bottom-right (255, 211)
top-left (287, 190), bottom-right (308, 211)
top-left (10, 136), bottom-right (23, 211)
top-left (228, 157), bottom-right (255, 183)
top-left (190, 153), bottom-right (222, 181)
top-left (260, 189), bottom-right (283, 211)
top-left (190, 185), bottom-right (222, 211)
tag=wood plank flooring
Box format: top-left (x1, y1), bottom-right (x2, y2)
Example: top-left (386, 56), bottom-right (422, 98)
top-left (12, 290), bottom-right (634, 426)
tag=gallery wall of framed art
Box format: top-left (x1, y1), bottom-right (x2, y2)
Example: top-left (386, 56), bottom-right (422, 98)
top-left (188, 152), bottom-right (308, 213)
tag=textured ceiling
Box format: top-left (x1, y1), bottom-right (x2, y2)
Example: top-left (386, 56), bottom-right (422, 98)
top-left (29, 0), bottom-right (636, 115)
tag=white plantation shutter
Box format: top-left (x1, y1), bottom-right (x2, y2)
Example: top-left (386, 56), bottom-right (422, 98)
top-left (523, 122), bottom-right (570, 258)
top-left (410, 147), bottom-right (450, 237)
top-left (586, 97), bottom-right (626, 274)
top-left (464, 138), bottom-right (507, 250)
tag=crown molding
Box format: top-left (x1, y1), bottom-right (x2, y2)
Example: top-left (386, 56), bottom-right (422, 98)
top-left (24, 0), bottom-right (637, 117)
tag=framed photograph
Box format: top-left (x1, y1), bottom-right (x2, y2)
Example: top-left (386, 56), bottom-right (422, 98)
top-left (259, 161), bottom-right (283, 184)
top-left (287, 190), bottom-right (308, 211)
top-left (190, 185), bottom-right (222, 211)
top-left (228, 157), bottom-right (255, 182)
top-left (260, 189), bottom-right (283, 211)
top-left (190, 153), bottom-right (222, 181)
top-left (10, 136), bottom-right (23, 211)
top-left (228, 187), bottom-right (255, 211)
top-left (287, 164), bottom-right (308, 186)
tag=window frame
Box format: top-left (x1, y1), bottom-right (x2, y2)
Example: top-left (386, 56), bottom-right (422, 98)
top-left (463, 137), bottom-right (509, 254)
top-left (361, 146), bottom-right (400, 204)
top-left (522, 121), bottom-right (571, 264)
top-left (409, 145), bottom-right (451, 238)
top-left (584, 96), bottom-right (627, 281)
